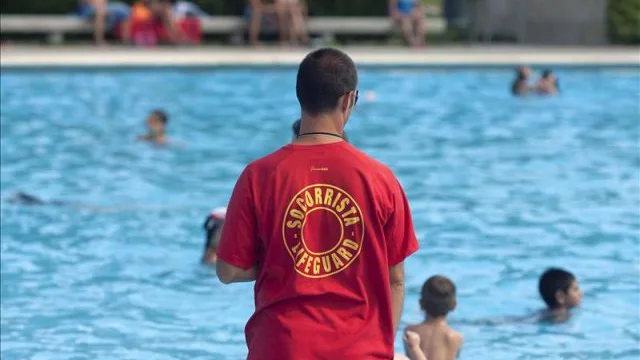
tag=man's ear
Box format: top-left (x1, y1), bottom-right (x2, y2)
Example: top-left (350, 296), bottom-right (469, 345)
top-left (340, 93), bottom-right (350, 113)
top-left (555, 289), bottom-right (566, 306)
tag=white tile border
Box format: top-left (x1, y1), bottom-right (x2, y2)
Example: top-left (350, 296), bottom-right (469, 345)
top-left (1, 46), bottom-right (639, 67)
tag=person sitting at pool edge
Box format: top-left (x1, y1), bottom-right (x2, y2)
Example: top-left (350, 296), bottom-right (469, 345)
top-left (538, 267), bottom-right (583, 323)
top-left (405, 275), bottom-right (463, 360)
top-left (137, 109), bottom-right (169, 145)
top-left (536, 69), bottom-right (559, 96)
top-left (78, 0), bottom-right (131, 45)
top-left (389, 0), bottom-right (426, 47)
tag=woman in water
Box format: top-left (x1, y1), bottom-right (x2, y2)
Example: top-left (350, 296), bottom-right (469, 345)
top-left (511, 66), bottom-right (532, 96)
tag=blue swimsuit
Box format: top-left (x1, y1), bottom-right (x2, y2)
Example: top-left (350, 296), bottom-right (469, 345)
top-left (397, 0), bottom-right (418, 14)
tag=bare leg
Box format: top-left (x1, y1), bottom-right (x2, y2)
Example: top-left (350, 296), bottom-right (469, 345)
top-left (291, 3), bottom-right (309, 45)
top-left (288, 9), bottom-right (297, 46)
top-left (121, 18), bottom-right (131, 44)
top-left (162, 7), bottom-right (181, 44)
top-left (274, 2), bottom-right (289, 46)
top-left (399, 16), bottom-right (415, 46)
top-left (249, 7), bottom-right (262, 46)
top-left (413, 6), bottom-right (426, 47)
top-left (93, 0), bottom-right (107, 45)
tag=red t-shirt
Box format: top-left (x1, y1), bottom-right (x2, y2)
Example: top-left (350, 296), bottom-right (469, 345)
top-left (218, 141), bottom-right (419, 360)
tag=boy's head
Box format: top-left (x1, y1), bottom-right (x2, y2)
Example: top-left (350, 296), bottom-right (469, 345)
top-left (538, 267), bottom-right (582, 310)
top-left (147, 110), bottom-right (168, 135)
top-left (420, 275), bottom-right (457, 318)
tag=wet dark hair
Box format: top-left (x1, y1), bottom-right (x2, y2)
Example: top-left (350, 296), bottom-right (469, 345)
top-left (151, 110), bottom-right (168, 125)
top-left (421, 275), bottom-right (456, 317)
top-left (539, 268), bottom-right (576, 309)
top-left (516, 66), bottom-right (529, 80)
top-left (296, 48), bottom-right (358, 115)
top-left (203, 215), bottom-right (223, 251)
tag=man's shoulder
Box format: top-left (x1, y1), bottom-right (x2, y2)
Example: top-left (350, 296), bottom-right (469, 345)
top-left (346, 145), bottom-right (397, 178)
top-left (244, 146), bottom-right (290, 172)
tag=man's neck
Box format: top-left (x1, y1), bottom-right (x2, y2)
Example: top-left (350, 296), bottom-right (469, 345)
top-left (424, 315), bottom-right (448, 326)
top-left (294, 113), bottom-right (344, 145)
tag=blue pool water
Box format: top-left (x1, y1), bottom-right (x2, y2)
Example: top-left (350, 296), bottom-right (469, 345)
top-left (1, 67), bottom-right (639, 360)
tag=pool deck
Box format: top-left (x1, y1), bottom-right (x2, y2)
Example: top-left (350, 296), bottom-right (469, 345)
top-left (1, 45), bottom-right (639, 68)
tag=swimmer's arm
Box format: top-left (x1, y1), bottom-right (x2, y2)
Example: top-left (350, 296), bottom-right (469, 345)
top-left (216, 259), bottom-right (257, 284)
top-left (405, 346), bottom-right (427, 360)
top-left (403, 330), bottom-right (427, 360)
top-left (389, 262), bottom-right (405, 335)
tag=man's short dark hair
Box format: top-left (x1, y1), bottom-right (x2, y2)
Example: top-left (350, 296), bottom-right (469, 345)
top-left (151, 110), bottom-right (168, 125)
top-left (296, 48), bottom-right (358, 115)
top-left (421, 275), bottom-right (456, 317)
top-left (539, 268), bottom-right (575, 309)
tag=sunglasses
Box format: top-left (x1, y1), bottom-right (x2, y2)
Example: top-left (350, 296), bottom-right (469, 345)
top-left (340, 90), bottom-right (359, 108)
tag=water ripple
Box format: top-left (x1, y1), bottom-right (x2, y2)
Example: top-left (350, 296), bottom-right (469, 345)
top-left (1, 68), bottom-right (639, 360)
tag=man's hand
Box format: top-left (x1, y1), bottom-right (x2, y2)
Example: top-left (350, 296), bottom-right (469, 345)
top-left (216, 259), bottom-right (257, 284)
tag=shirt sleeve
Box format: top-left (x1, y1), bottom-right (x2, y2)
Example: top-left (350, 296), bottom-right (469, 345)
top-left (384, 178), bottom-right (419, 266)
top-left (217, 167), bottom-right (259, 270)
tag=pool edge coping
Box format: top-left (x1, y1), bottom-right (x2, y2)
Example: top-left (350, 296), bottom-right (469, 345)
top-left (2, 46), bottom-right (640, 69)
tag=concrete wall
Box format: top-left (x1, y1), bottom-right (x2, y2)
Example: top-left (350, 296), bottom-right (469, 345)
top-left (470, 0), bottom-right (608, 45)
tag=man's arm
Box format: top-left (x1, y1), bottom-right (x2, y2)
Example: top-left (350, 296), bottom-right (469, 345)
top-left (215, 167), bottom-right (260, 283)
top-left (216, 260), bottom-right (257, 284)
top-left (389, 261), bottom-right (405, 335)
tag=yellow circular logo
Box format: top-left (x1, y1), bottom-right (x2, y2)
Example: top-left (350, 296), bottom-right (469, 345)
top-left (282, 184), bottom-right (365, 278)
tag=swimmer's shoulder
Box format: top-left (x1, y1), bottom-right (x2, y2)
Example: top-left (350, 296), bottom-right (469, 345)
top-left (405, 322), bottom-right (423, 332)
top-left (445, 327), bottom-right (464, 358)
top-left (405, 322), bottom-right (430, 340)
top-left (447, 328), bottom-right (463, 345)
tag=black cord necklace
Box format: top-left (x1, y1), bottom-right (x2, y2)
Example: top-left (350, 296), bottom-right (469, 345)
top-left (297, 132), bottom-right (344, 140)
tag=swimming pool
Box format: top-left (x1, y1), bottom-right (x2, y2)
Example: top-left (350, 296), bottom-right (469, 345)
top-left (1, 67), bottom-right (639, 360)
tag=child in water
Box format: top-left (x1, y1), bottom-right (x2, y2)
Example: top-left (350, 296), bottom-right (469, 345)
top-left (137, 109), bottom-right (169, 145)
top-left (202, 207), bottom-right (227, 265)
top-left (405, 275), bottom-right (463, 360)
top-left (538, 267), bottom-right (582, 323)
top-left (536, 69), bottom-right (559, 95)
